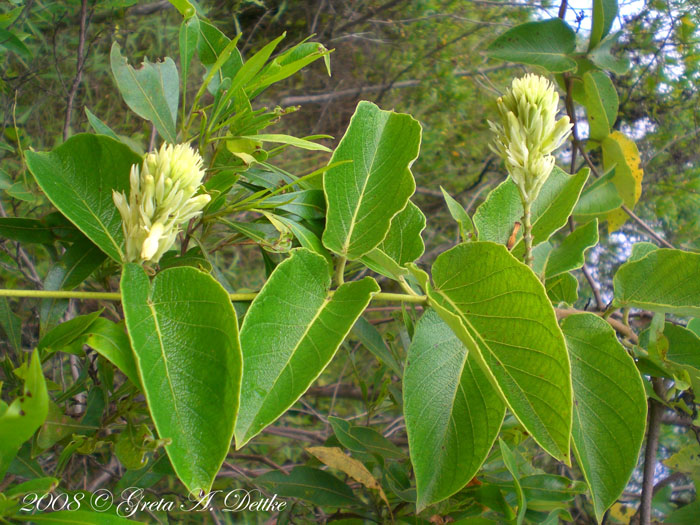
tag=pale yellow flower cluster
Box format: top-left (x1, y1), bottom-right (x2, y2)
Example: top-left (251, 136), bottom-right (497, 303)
top-left (489, 74), bottom-right (572, 204)
top-left (113, 143), bottom-right (211, 263)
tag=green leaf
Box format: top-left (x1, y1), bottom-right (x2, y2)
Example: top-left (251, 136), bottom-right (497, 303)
top-left (110, 42), bottom-right (179, 143)
top-left (404, 309), bottom-right (505, 510)
top-left (239, 133), bottom-right (331, 152)
top-left (84, 107), bottom-right (120, 141)
top-left (485, 19), bottom-right (577, 73)
top-left (38, 310), bottom-right (102, 354)
top-left (25, 134), bottom-right (142, 262)
top-left (474, 168), bottom-right (589, 257)
top-left (322, 101), bottom-right (421, 260)
top-left (441, 186), bottom-right (475, 241)
top-left (499, 439), bottom-right (526, 524)
top-left (361, 200), bottom-right (426, 279)
top-left (589, 0), bottom-right (618, 50)
top-left (573, 169), bottom-right (623, 220)
top-left (179, 16), bottom-right (199, 91)
top-left (546, 273), bottom-right (579, 305)
top-left (0, 297), bottom-right (22, 352)
top-left (545, 219), bottom-right (599, 279)
top-left (613, 249), bottom-right (700, 317)
top-left (40, 236), bottom-right (107, 335)
top-left (629, 241), bottom-right (658, 262)
top-left (590, 33), bottom-right (629, 74)
top-left (0, 27), bottom-right (31, 58)
top-left (197, 20), bottom-right (243, 94)
top-left (351, 316), bottom-right (403, 377)
top-left (167, 0), bottom-right (195, 18)
top-left (121, 264), bottom-right (242, 493)
top-left (0, 218), bottom-right (55, 244)
top-left (0, 351), bottom-right (49, 479)
top-left (235, 248), bottom-right (378, 447)
top-left (416, 242), bottom-right (573, 461)
top-left (584, 71), bottom-right (618, 141)
top-left (601, 131), bottom-right (643, 232)
top-left (688, 319), bottom-right (700, 337)
top-left (81, 318), bottom-right (140, 387)
top-left (256, 466), bottom-right (359, 507)
top-left (663, 323), bottom-right (700, 370)
top-left (561, 313), bottom-right (647, 522)
top-left (328, 416), bottom-right (405, 460)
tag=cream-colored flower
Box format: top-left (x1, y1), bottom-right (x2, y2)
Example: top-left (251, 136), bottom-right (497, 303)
top-left (488, 74), bottom-right (572, 204)
top-left (113, 143), bottom-right (211, 264)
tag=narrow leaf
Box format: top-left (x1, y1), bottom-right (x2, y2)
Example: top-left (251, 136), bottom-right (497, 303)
top-left (235, 248), bottom-right (379, 447)
top-left (584, 71), bottom-right (618, 141)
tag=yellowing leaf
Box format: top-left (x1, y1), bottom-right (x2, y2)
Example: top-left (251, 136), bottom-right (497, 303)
top-left (306, 446), bottom-right (391, 511)
top-left (601, 131), bottom-right (643, 232)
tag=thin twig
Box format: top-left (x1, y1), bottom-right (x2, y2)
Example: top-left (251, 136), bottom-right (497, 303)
top-left (63, 0), bottom-right (90, 142)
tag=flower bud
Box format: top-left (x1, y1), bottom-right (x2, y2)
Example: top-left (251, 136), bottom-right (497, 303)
top-left (489, 74), bottom-right (572, 204)
top-left (113, 143), bottom-right (210, 264)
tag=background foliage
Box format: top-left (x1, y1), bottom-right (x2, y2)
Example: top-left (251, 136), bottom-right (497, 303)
top-left (1, 0), bottom-right (699, 523)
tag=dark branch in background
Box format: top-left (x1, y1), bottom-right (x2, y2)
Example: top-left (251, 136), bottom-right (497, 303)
top-left (638, 378), bottom-right (665, 525)
top-left (376, 21), bottom-right (495, 104)
top-left (334, 0), bottom-right (408, 34)
top-left (278, 66), bottom-right (514, 106)
top-left (63, 0), bottom-right (91, 142)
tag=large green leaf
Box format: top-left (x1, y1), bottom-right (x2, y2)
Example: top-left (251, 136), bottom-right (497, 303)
top-left (0, 351), bottom-right (49, 479)
top-left (404, 309), bottom-right (505, 510)
top-left (414, 242), bottom-right (572, 461)
top-left (322, 101), bottom-right (421, 260)
top-left (561, 313), bottom-right (647, 522)
top-left (613, 249), bottom-right (700, 317)
top-left (25, 134), bottom-right (142, 262)
top-left (235, 248), bottom-right (378, 447)
top-left (121, 264), bottom-right (242, 493)
top-left (601, 131), bottom-right (643, 232)
top-left (110, 42), bottom-right (179, 143)
top-left (0, 218), bottom-right (55, 244)
top-left (485, 19), bottom-right (577, 73)
top-left (473, 168), bottom-right (589, 258)
top-left (545, 219), bottom-right (599, 279)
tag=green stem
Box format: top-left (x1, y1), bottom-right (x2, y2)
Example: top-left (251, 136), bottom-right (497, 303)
top-left (522, 200), bottom-right (534, 268)
top-left (0, 288), bottom-right (428, 304)
top-left (334, 256), bottom-right (347, 287)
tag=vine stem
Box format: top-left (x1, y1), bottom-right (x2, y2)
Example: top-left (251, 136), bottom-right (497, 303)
top-left (0, 288), bottom-right (428, 304)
